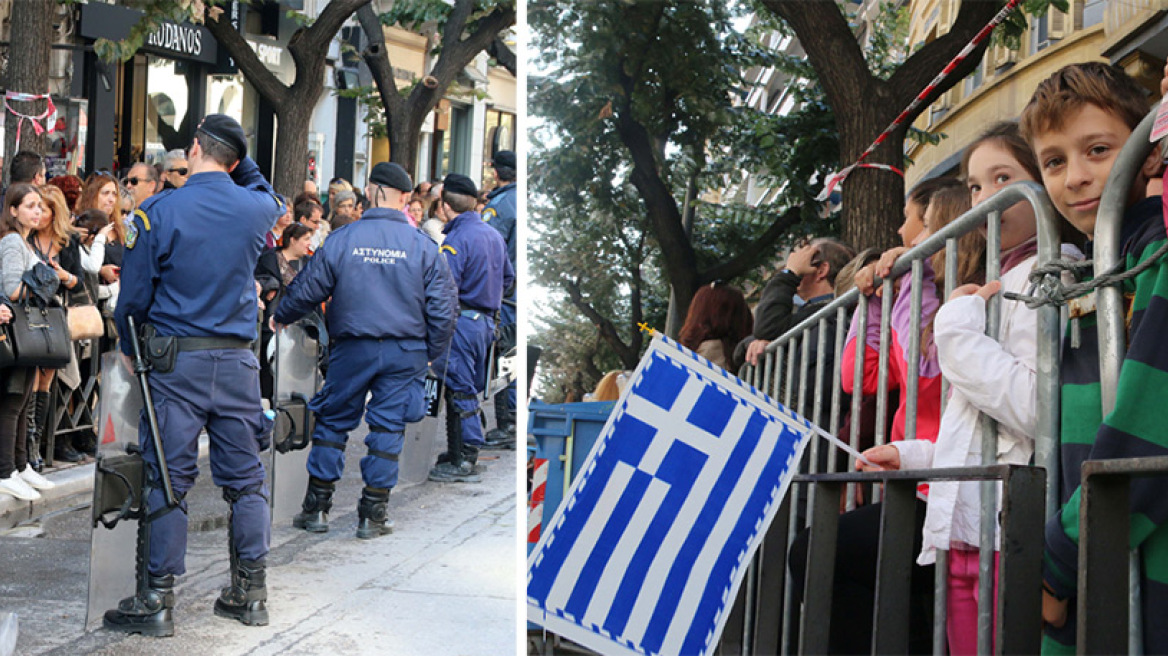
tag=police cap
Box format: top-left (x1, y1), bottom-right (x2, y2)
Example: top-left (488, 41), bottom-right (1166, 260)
top-left (442, 173), bottom-right (477, 198)
top-left (369, 162), bottom-right (412, 192)
top-left (492, 150), bottom-right (516, 170)
top-left (197, 114), bottom-right (247, 160)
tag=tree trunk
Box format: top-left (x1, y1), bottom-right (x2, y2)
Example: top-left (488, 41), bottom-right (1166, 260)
top-left (206, 0), bottom-right (368, 197)
top-left (388, 113), bottom-right (425, 173)
top-left (760, 0), bottom-right (1000, 253)
top-left (3, 1), bottom-right (52, 185)
top-left (837, 113), bottom-right (908, 252)
top-left (273, 106), bottom-right (311, 200)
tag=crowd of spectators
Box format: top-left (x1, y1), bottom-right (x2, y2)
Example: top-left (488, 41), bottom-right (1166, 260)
top-left (704, 61), bottom-right (1168, 654)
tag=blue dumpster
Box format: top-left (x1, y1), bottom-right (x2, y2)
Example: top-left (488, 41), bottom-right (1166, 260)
top-left (527, 400), bottom-right (615, 550)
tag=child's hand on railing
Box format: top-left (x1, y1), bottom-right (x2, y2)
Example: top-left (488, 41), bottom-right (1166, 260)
top-left (854, 263), bottom-right (878, 296)
top-left (875, 246), bottom-right (908, 279)
top-left (948, 280), bottom-right (1002, 303)
top-left (856, 444), bottom-right (900, 472)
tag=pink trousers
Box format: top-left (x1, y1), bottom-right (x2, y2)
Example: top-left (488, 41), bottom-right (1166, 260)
top-left (946, 548), bottom-right (1000, 656)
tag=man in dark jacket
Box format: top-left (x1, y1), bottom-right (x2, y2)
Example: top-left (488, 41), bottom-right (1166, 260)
top-left (274, 161), bottom-right (458, 538)
top-left (735, 238), bottom-right (854, 421)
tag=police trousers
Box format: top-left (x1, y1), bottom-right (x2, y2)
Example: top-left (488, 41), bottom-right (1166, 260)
top-left (141, 349), bottom-right (270, 576)
top-left (306, 338), bottom-right (427, 489)
top-left (433, 312), bottom-right (493, 448)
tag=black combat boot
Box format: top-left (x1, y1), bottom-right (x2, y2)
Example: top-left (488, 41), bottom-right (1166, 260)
top-left (355, 487), bottom-right (394, 539)
top-left (102, 574), bottom-right (176, 637)
top-left (292, 477), bottom-right (334, 532)
top-left (428, 402), bottom-right (481, 483)
top-left (214, 559), bottom-right (268, 626)
top-left (484, 396), bottom-right (516, 450)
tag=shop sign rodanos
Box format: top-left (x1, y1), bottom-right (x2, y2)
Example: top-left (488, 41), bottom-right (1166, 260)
top-left (146, 22), bottom-right (204, 58)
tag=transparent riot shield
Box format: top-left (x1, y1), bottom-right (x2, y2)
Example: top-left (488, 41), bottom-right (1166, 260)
top-left (267, 323), bottom-right (320, 526)
top-left (85, 351), bottom-right (144, 629)
top-left (400, 414), bottom-right (441, 487)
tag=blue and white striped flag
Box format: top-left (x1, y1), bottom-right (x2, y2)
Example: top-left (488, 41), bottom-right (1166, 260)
top-left (527, 334), bottom-right (814, 656)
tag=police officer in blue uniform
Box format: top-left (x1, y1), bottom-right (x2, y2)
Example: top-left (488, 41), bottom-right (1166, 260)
top-left (481, 150), bottom-right (517, 448)
top-left (273, 162), bottom-right (457, 537)
top-left (428, 174), bottom-right (514, 483)
top-left (105, 115), bottom-right (283, 636)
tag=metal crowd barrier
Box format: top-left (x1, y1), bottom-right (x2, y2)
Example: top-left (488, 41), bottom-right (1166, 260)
top-left (722, 105), bottom-right (1166, 655)
top-left (733, 179), bottom-right (1061, 654)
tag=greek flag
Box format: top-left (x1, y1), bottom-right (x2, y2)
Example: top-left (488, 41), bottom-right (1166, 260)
top-left (527, 334), bottom-right (814, 656)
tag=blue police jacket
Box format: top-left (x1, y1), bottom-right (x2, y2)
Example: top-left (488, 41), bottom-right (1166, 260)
top-left (274, 207), bottom-right (458, 362)
top-left (483, 182), bottom-right (516, 267)
top-left (441, 210), bottom-right (514, 313)
top-left (115, 157), bottom-right (282, 356)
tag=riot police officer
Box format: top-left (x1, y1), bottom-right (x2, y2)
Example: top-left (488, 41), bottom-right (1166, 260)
top-left (428, 174), bottom-right (514, 483)
top-left (273, 162), bottom-right (457, 537)
top-left (104, 115), bottom-right (283, 636)
top-left (482, 150), bottom-right (517, 448)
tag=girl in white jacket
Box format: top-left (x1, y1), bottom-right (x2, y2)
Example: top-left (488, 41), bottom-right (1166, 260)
top-left (858, 122), bottom-right (1078, 655)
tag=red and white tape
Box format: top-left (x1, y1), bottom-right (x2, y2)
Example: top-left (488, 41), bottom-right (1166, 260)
top-left (816, 0), bottom-right (1022, 201)
top-left (4, 91), bottom-right (57, 146)
top-left (528, 457), bottom-right (548, 544)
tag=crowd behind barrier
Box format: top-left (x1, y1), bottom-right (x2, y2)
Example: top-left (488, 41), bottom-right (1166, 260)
top-left (729, 69), bottom-right (1165, 655)
top-left (0, 154), bottom-right (518, 498)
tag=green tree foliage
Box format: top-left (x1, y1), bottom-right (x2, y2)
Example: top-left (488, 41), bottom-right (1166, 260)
top-left (530, 0), bottom-right (816, 395)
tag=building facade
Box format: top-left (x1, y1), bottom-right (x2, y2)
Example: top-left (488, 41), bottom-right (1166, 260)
top-left (905, 0), bottom-right (1162, 187)
top-left (0, 0), bottom-right (516, 194)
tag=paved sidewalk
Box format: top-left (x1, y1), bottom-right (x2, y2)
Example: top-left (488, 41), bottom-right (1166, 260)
top-left (0, 416), bottom-right (520, 655)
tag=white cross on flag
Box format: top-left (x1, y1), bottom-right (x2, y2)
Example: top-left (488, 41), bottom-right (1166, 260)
top-left (527, 334), bottom-right (814, 656)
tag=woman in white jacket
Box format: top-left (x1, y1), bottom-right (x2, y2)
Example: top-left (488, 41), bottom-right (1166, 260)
top-left (859, 122), bottom-right (1078, 655)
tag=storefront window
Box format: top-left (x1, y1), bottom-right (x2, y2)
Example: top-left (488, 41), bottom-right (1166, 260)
top-left (144, 55), bottom-right (192, 164)
top-left (481, 109), bottom-right (516, 191)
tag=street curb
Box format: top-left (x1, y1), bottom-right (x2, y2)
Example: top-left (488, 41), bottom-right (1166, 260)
top-left (0, 437), bottom-right (212, 532)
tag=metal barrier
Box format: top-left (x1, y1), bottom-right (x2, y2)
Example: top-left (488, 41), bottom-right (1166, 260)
top-left (722, 105), bottom-right (1168, 655)
top-left (731, 178), bottom-right (1064, 654)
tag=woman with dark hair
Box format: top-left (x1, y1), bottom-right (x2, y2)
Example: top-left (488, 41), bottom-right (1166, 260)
top-left (0, 184), bottom-right (51, 499)
top-left (678, 282), bottom-right (753, 371)
top-left (255, 222), bottom-right (314, 398)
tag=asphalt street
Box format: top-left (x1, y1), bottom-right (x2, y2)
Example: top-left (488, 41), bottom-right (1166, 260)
top-left (0, 415), bottom-right (520, 655)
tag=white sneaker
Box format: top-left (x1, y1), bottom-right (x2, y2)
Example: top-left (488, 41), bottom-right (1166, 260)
top-left (0, 474), bottom-right (40, 501)
top-left (17, 465), bottom-right (54, 491)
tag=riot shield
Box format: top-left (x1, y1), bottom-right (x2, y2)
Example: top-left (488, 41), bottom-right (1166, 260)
top-left (85, 351), bottom-right (144, 629)
top-left (267, 323), bottom-right (320, 526)
top-left (400, 415), bottom-right (441, 488)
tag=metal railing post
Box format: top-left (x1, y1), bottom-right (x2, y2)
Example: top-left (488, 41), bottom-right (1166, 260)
top-left (1094, 108), bottom-right (1157, 656)
top-left (978, 210), bottom-right (1002, 656)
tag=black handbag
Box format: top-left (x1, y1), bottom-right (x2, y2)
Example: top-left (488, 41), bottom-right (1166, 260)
top-left (0, 323), bottom-right (15, 370)
top-left (10, 291), bottom-right (71, 368)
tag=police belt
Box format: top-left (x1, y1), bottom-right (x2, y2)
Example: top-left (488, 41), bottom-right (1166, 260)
top-left (176, 337), bottom-right (254, 352)
top-left (459, 302), bottom-right (496, 321)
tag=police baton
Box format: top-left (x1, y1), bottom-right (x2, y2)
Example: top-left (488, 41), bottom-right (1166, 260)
top-left (126, 316), bottom-right (178, 508)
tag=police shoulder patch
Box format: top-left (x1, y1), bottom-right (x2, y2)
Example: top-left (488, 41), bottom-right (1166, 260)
top-left (125, 219), bottom-right (139, 250)
top-left (134, 208), bottom-right (151, 231)
top-left (440, 244), bottom-right (458, 256)
top-left (482, 208), bottom-right (496, 221)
